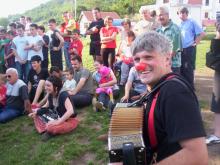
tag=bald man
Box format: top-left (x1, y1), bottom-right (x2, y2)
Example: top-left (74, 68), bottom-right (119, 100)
top-left (0, 68), bottom-right (31, 123)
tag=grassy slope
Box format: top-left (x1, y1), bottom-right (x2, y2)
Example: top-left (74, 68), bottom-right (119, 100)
top-left (0, 32), bottom-right (214, 164)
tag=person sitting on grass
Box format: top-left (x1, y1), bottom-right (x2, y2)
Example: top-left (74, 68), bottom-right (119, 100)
top-left (49, 66), bottom-right (65, 82)
top-left (93, 60), bottom-right (117, 111)
top-left (28, 55), bottom-right (49, 104)
top-left (61, 68), bottom-right (76, 92)
top-left (0, 74), bottom-right (7, 109)
top-left (69, 55), bottom-right (94, 108)
top-left (120, 66), bottom-right (147, 103)
top-left (28, 76), bottom-right (79, 141)
top-left (0, 68), bottom-right (31, 123)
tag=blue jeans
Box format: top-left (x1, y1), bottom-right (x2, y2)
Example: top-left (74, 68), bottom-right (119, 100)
top-left (0, 107), bottom-right (23, 123)
top-left (98, 92), bottom-right (110, 107)
top-left (120, 62), bottom-right (132, 85)
top-left (70, 92), bottom-right (93, 108)
top-left (15, 62), bottom-right (29, 83)
top-left (63, 41), bottom-right (71, 69)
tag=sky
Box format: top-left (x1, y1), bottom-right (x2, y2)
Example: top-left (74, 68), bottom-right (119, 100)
top-left (0, 0), bottom-right (50, 18)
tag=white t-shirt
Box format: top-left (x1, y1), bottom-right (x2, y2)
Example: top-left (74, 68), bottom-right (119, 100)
top-left (120, 40), bottom-right (132, 58)
top-left (12, 35), bottom-right (28, 62)
top-left (62, 79), bottom-right (76, 91)
top-left (27, 35), bottom-right (44, 61)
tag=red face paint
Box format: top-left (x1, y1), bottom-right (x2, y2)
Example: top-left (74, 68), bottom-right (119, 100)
top-left (135, 62), bottom-right (148, 72)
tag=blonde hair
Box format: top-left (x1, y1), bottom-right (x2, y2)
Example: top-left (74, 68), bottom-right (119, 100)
top-left (104, 16), bottom-right (113, 25)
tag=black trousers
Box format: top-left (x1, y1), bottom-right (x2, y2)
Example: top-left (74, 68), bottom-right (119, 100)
top-left (181, 46), bottom-right (196, 89)
top-left (50, 50), bottom-right (63, 71)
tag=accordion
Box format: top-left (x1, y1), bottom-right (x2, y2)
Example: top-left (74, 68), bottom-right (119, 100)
top-left (108, 103), bottom-right (146, 165)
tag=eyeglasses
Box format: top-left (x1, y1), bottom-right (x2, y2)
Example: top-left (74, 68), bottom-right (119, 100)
top-left (6, 75), bottom-right (11, 78)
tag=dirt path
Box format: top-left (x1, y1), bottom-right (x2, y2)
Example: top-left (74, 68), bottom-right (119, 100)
top-left (195, 72), bottom-right (220, 165)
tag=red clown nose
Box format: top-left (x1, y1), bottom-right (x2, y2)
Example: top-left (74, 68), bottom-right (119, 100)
top-left (135, 62), bottom-right (148, 72)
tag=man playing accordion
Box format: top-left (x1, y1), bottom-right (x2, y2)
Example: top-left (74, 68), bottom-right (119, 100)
top-left (110, 32), bottom-right (208, 165)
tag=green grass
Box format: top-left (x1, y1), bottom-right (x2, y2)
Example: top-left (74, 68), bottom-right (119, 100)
top-left (0, 32), bottom-right (214, 164)
top-left (196, 40), bottom-right (211, 72)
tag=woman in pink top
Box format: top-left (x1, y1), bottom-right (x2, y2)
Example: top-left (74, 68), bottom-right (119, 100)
top-left (100, 16), bottom-right (118, 69)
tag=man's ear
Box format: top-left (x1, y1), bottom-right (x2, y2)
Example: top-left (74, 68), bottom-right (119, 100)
top-left (166, 52), bottom-right (172, 66)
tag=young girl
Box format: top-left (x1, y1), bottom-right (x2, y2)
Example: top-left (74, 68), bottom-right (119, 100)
top-left (0, 74), bottom-right (7, 109)
top-left (62, 68), bottom-right (76, 92)
top-left (116, 31), bottom-right (135, 85)
top-left (93, 60), bottom-right (117, 111)
top-left (29, 76), bottom-right (78, 141)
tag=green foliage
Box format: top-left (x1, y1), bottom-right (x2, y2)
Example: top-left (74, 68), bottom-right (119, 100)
top-left (3, 0), bottom-right (156, 27)
top-left (0, 18), bottom-right (9, 28)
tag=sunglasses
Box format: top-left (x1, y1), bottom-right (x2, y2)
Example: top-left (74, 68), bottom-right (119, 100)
top-left (6, 75), bottom-right (11, 78)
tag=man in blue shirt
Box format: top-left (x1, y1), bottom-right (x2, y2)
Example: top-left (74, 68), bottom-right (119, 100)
top-left (178, 7), bottom-right (205, 89)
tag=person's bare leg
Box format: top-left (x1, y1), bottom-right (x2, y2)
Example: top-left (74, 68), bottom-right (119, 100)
top-left (214, 113), bottom-right (220, 137)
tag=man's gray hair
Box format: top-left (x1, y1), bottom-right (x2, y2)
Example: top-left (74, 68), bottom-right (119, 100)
top-left (139, 6), bottom-right (150, 14)
top-left (158, 6), bottom-right (169, 15)
top-left (131, 31), bottom-right (172, 56)
top-left (6, 68), bottom-right (18, 76)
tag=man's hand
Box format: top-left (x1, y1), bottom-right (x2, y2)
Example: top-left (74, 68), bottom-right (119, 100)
top-left (92, 26), bottom-right (98, 33)
top-left (121, 95), bottom-right (129, 103)
top-left (52, 47), bottom-right (60, 51)
top-left (68, 90), bottom-right (77, 96)
top-left (28, 111), bottom-right (37, 118)
top-left (21, 60), bottom-right (27, 64)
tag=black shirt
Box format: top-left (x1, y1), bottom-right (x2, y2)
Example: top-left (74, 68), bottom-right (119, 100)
top-left (48, 91), bottom-right (76, 118)
top-left (143, 73), bottom-right (206, 162)
top-left (88, 18), bottom-right (104, 42)
top-left (28, 68), bottom-right (49, 90)
top-left (50, 30), bottom-right (60, 48)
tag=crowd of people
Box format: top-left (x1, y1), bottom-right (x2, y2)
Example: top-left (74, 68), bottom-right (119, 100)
top-left (0, 4), bottom-right (219, 164)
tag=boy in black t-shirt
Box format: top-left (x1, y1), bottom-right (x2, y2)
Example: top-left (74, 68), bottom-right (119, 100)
top-left (85, 7), bottom-right (104, 61)
top-left (28, 55), bottom-right (49, 104)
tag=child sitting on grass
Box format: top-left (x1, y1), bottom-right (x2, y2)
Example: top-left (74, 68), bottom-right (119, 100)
top-left (62, 68), bottom-right (76, 92)
top-left (93, 60), bottom-right (117, 111)
top-left (0, 74), bottom-right (7, 108)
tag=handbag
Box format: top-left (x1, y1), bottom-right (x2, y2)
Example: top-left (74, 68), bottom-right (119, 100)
top-left (206, 51), bottom-right (220, 71)
top-left (37, 108), bottom-right (59, 123)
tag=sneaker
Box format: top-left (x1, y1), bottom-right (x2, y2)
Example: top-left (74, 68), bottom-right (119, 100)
top-left (41, 132), bottom-right (53, 142)
top-left (206, 135), bottom-right (220, 145)
top-left (95, 102), bottom-right (106, 111)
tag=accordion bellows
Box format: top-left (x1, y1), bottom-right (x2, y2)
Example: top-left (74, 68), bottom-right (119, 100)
top-left (109, 107), bottom-right (144, 150)
top-left (108, 103), bottom-right (146, 164)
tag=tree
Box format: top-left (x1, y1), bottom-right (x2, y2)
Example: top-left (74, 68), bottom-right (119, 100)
top-left (0, 18), bottom-right (9, 29)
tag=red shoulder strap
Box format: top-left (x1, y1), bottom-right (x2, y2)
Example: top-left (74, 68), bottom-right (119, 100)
top-left (148, 74), bottom-right (175, 149)
top-left (148, 91), bottom-right (159, 149)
